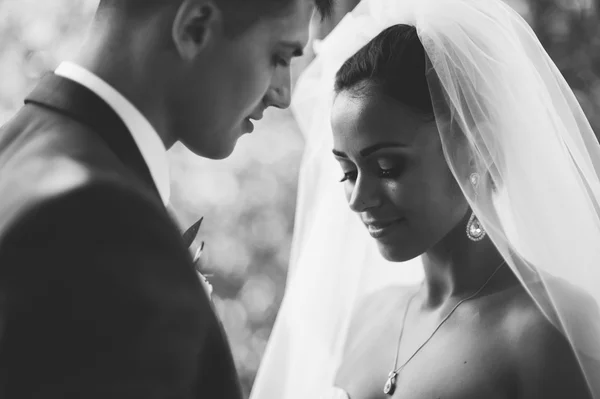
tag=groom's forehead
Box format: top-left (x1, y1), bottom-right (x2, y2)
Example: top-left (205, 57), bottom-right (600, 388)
top-left (258, 0), bottom-right (333, 22)
top-left (97, 0), bottom-right (334, 19)
top-left (256, 0), bottom-right (315, 41)
top-left (272, 0), bottom-right (315, 22)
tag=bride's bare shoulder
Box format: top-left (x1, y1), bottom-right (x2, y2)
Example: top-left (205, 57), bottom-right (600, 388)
top-left (500, 279), bottom-right (596, 398)
top-left (500, 275), bottom-right (599, 344)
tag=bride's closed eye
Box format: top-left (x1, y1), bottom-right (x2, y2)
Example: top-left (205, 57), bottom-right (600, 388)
top-left (339, 170), bottom-right (357, 182)
top-left (379, 167), bottom-right (402, 179)
top-left (377, 158), bottom-right (405, 179)
top-left (337, 154), bottom-right (406, 182)
top-left (339, 166), bottom-right (404, 183)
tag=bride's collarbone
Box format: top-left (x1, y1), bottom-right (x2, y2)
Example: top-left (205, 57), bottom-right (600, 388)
top-left (340, 322), bottom-right (515, 399)
top-left (336, 289), bottom-right (530, 399)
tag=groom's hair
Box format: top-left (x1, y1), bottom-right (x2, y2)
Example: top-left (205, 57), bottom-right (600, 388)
top-left (97, 0), bottom-right (335, 34)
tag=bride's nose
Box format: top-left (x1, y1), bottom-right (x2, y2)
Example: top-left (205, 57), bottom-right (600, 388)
top-left (348, 174), bottom-right (382, 213)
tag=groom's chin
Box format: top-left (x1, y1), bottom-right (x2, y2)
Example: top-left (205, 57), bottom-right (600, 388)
top-left (185, 142), bottom-right (237, 160)
top-left (180, 134), bottom-right (240, 160)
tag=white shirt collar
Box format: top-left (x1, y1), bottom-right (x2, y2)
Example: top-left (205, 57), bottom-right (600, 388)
top-left (54, 61), bottom-right (170, 205)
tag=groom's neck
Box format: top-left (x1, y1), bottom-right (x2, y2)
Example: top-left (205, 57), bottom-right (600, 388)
top-left (73, 21), bottom-right (176, 149)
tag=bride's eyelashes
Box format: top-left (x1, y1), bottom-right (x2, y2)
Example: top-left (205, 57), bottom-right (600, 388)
top-left (339, 170), bottom-right (357, 182)
top-left (337, 154), bottom-right (407, 183)
top-left (339, 167), bottom-right (403, 183)
top-left (379, 167), bottom-right (402, 179)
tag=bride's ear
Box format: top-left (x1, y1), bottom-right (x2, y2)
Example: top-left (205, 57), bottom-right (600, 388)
top-left (171, 0), bottom-right (223, 61)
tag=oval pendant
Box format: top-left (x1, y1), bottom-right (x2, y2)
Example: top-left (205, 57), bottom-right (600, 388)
top-left (383, 372), bottom-right (397, 396)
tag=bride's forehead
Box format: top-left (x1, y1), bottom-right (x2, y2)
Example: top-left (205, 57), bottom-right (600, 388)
top-left (332, 92), bottom-right (432, 142)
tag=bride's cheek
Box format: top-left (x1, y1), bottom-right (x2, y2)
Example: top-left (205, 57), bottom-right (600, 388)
top-left (387, 182), bottom-right (419, 211)
top-left (385, 181), bottom-right (404, 200)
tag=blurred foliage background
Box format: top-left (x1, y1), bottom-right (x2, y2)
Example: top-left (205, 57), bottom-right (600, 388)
top-left (0, 0), bottom-right (598, 397)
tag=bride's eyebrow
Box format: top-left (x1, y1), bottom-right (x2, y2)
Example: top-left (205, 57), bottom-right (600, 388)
top-left (332, 142), bottom-right (406, 158)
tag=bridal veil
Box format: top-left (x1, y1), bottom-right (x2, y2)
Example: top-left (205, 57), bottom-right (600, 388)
top-left (251, 0), bottom-right (600, 397)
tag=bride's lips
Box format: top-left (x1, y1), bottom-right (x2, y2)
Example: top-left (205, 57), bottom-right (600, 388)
top-left (364, 218), bottom-right (404, 239)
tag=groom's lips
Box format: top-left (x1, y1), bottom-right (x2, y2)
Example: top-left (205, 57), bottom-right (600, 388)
top-left (243, 118), bottom-right (255, 133)
top-left (244, 113), bottom-right (263, 134)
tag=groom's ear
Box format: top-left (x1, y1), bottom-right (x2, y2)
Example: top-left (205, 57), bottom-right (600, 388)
top-left (171, 0), bottom-right (223, 61)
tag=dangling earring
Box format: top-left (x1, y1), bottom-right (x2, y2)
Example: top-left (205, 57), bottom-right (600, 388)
top-left (466, 173), bottom-right (486, 241)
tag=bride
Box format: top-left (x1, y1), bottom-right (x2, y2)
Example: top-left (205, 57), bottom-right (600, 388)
top-left (251, 0), bottom-right (600, 398)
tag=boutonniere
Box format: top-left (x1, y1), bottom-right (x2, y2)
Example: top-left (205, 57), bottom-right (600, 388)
top-left (182, 217), bottom-right (213, 298)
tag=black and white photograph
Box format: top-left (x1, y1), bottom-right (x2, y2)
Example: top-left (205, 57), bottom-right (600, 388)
top-left (0, 0), bottom-right (599, 398)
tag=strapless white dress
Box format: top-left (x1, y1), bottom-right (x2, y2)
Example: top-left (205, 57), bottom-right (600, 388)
top-left (321, 387), bottom-right (350, 399)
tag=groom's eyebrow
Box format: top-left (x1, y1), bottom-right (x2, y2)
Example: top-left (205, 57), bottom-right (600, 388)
top-left (332, 142), bottom-right (406, 158)
top-left (281, 41), bottom-right (305, 57)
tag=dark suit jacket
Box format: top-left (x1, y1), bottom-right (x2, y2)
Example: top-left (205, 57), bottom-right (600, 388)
top-left (0, 73), bottom-right (243, 399)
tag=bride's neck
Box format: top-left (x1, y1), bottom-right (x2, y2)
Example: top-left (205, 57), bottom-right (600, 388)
top-left (419, 215), bottom-right (506, 310)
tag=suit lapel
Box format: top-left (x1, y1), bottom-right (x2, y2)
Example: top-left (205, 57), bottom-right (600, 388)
top-left (22, 74), bottom-right (244, 397)
top-left (24, 73), bottom-right (161, 201)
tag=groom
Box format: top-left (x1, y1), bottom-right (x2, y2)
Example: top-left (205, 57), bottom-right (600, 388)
top-left (0, 0), bottom-right (332, 397)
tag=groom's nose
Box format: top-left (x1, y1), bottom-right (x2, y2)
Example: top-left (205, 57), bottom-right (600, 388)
top-left (264, 70), bottom-right (292, 109)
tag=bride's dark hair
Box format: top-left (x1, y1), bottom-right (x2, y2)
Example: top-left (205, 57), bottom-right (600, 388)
top-left (334, 24), bottom-right (433, 118)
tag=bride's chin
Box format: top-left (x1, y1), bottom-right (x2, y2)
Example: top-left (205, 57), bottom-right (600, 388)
top-left (377, 242), bottom-right (423, 263)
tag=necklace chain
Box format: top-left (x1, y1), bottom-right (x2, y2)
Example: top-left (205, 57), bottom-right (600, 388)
top-left (383, 260), bottom-right (506, 396)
